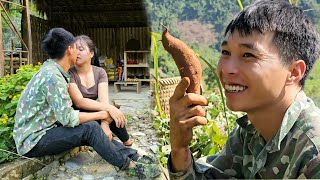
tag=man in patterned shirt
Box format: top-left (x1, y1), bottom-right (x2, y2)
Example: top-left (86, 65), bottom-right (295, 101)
top-left (168, 0), bottom-right (320, 179)
top-left (13, 28), bottom-right (138, 170)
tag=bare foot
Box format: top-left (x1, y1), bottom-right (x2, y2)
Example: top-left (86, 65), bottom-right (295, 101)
top-left (129, 161), bottom-right (136, 168)
top-left (123, 139), bottom-right (134, 146)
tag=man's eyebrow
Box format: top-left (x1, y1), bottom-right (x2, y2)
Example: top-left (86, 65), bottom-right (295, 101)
top-left (221, 41), bottom-right (260, 52)
top-left (239, 43), bottom-right (259, 51)
top-left (221, 40), bottom-right (228, 46)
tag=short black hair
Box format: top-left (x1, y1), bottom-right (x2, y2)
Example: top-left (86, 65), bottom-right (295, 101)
top-left (225, 0), bottom-right (320, 86)
top-left (41, 28), bottom-right (75, 59)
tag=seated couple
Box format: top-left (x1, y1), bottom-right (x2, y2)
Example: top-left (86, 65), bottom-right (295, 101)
top-left (13, 28), bottom-right (159, 178)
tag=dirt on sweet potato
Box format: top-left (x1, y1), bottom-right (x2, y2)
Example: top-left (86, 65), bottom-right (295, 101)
top-left (161, 28), bottom-right (202, 94)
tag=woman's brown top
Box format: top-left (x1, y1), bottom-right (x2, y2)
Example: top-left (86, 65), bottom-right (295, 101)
top-left (69, 65), bottom-right (108, 100)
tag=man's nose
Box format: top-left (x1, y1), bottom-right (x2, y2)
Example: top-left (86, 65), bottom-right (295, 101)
top-left (219, 57), bottom-right (239, 75)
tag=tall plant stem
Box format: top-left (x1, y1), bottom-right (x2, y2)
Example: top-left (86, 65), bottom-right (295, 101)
top-left (151, 32), bottom-right (165, 118)
top-left (196, 54), bottom-right (230, 135)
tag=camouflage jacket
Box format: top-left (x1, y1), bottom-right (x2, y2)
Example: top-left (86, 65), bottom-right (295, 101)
top-left (13, 59), bottom-right (80, 155)
top-left (169, 91), bottom-right (320, 179)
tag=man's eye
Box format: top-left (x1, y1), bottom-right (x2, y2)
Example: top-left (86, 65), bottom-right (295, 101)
top-left (221, 50), bottom-right (230, 55)
top-left (243, 53), bottom-right (255, 58)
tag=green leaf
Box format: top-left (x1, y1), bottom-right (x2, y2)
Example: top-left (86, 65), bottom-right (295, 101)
top-left (4, 103), bottom-right (14, 109)
top-left (208, 146), bottom-right (218, 155)
top-left (15, 85), bottom-right (22, 91)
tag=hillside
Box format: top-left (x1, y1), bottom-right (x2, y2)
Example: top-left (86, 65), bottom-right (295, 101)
top-left (144, 0), bottom-right (320, 102)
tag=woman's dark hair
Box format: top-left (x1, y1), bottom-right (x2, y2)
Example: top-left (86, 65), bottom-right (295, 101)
top-left (75, 35), bottom-right (100, 67)
top-left (225, 0), bottom-right (320, 86)
top-left (41, 28), bottom-right (75, 59)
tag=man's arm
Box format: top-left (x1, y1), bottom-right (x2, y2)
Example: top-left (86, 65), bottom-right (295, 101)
top-left (168, 78), bottom-right (245, 179)
top-left (45, 74), bottom-right (109, 127)
top-left (78, 111), bottom-right (109, 124)
top-left (169, 124), bottom-right (244, 179)
top-left (169, 77), bottom-right (208, 172)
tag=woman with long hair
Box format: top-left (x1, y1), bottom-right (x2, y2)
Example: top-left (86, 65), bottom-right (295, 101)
top-left (68, 35), bottom-right (134, 146)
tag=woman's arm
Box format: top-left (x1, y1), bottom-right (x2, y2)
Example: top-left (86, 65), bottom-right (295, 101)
top-left (97, 82), bottom-right (110, 104)
top-left (98, 82), bottom-right (126, 128)
top-left (68, 83), bottom-right (108, 111)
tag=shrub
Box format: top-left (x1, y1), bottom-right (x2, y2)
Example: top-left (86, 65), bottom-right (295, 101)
top-left (0, 63), bottom-right (41, 163)
top-left (305, 60), bottom-right (320, 106)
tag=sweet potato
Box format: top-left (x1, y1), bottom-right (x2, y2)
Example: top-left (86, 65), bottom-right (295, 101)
top-left (161, 27), bottom-right (202, 94)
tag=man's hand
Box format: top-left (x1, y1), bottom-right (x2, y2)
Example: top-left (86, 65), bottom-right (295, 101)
top-left (101, 112), bottom-right (113, 124)
top-left (98, 111), bottom-right (110, 120)
top-left (106, 105), bottom-right (126, 128)
top-left (101, 121), bottom-right (113, 140)
top-left (79, 111), bottom-right (111, 124)
top-left (169, 77), bottom-right (208, 172)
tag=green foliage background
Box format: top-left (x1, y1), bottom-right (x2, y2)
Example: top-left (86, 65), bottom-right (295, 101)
top-left (145, 0), bottom-right (320, 101)
top-left (0, 64), bottom-right (41, 163)
top-left (1, 0), bottom-right (22, 50)
top-left (305, 60), bottom-right (320, 106)
top-left (1, 0), bottom-right (43, 50)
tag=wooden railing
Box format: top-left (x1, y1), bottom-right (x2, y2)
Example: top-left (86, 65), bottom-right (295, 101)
top-left (2, 50), bottom-right (28, 75)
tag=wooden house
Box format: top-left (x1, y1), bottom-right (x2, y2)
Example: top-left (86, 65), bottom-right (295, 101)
top-left (0, 0), bottom-right (151, 81)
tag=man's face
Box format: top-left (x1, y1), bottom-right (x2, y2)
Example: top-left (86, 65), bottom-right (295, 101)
top-left (217, 30), bottom-right (291, 113)
top-left (69, 43), bottom-right (78, 65)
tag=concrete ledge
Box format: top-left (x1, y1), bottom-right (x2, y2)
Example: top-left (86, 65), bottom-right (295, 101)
top-left (0, 151), bottom-right (70, 180)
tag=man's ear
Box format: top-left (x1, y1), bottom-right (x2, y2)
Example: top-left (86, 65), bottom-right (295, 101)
top-left (287, 60), bottom-right (306, 85)
top-left (65, 46), bottom-right (72, 56)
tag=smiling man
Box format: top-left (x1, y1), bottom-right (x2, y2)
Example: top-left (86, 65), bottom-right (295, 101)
top-left (168, 0), bottom-right (320, 179)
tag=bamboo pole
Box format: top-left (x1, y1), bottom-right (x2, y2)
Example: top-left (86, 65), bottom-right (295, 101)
top-left (0, 2), bottom-right (28, 51)
top-left (25, 0), bottom-right (32, 64)
top-left (4, 8), bottom-right (24, 11)
top-left (0, 0), bottom-right (26, 8)
top-left (0, 6), bottom-right (4, 77)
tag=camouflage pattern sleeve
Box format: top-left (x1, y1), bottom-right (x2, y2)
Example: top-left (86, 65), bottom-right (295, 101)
top-left (167, 153), bottom-right (196, 180)
top-left (167, 91), bottom-right (320, 179)
top-left (203, 125), bottom-right (244, 179)
top-left (298, 152), bottom-right (320, 178)
top-left (168, 126), bottom-right (243, 179)
top-left (44, 72), bottom-right (80, 127)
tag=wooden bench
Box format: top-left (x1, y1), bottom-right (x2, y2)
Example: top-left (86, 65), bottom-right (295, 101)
top-left (114, 81), bottom-right (142, 93)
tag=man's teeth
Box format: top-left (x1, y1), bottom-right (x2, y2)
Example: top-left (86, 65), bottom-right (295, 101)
top-left (225, 84), bottom-right (246, 92)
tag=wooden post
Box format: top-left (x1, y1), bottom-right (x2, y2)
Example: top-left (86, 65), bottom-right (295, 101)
top-left (25, 0), bottom-right (32, 64)
top-left (10, 39), bottom-right (13, 74)
top-left (22, 0), bottom-right (32, 64)
top-left (0, 6), bottom-right (4, 77)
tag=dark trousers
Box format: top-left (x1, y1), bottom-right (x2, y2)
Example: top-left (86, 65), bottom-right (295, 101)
top-left (102, 120), bottom-right (130, 143)
top-left (75, 107), bottom-right (130, 143)
top-left (24, 121), bottom-right (137, 170)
